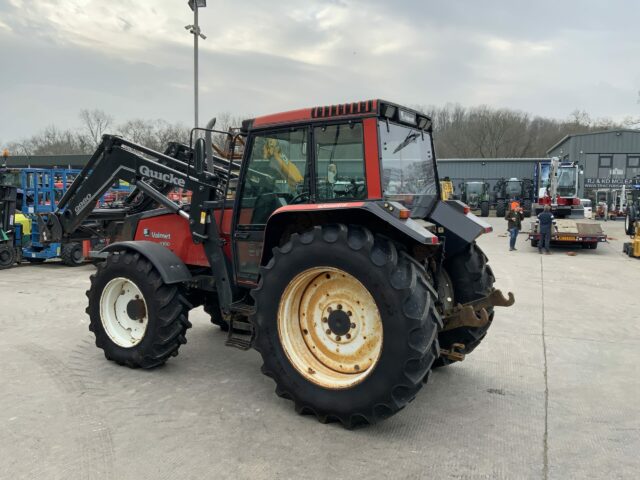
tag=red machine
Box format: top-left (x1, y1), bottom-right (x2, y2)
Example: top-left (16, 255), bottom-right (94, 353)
top-left (39, 100), bottom-right (514, 427)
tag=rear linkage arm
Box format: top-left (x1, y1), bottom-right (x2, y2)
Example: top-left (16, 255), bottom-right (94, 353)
top-left (439, 289), bottom-right (515, 362)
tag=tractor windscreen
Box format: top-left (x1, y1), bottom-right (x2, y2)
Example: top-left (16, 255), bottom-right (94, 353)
top-left (466, 183), bottom-right (484, 194)
top-left (557, 166), bottom-right (578, 197)
top-left (506, 181), bottom-right (521, 197)
top-left (379, 122), bottom-right (438, 218)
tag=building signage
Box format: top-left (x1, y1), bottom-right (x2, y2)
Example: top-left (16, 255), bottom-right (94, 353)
top-left (584, 177), bottom-right (634, 189)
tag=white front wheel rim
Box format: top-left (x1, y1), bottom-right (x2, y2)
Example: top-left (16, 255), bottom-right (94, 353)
top-left (100, 277), bottom-right (149, 348)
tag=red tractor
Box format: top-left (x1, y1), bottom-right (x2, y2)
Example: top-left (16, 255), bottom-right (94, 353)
top-left (40, 100), bottom-right (513, 427)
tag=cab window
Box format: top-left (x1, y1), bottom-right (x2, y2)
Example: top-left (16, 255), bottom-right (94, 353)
top-left (314, 123), bottom-right (366, 201)
top-left (237, 128), bottom-right (309, 226)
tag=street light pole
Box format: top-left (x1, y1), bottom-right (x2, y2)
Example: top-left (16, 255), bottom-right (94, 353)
top-left (186, 1), bottom-right (207, 132)
top-left (194, 4), bottom-right (199, 130)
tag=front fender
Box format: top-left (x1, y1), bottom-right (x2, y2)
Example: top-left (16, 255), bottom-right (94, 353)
top-left (101, 240), bottom-right (192, 284)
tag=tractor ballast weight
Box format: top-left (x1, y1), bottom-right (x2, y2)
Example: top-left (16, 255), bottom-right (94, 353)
top-left (39, 100), bottom-right (514, 427)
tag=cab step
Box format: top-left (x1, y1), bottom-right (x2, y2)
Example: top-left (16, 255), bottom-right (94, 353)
top-left (225, 317), bottom-right (254, 351)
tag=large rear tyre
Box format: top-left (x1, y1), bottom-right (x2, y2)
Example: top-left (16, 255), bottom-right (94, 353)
top-left (434, 243), bottom-right (496, 368)
top-left (496, 200), bottom-right (506, 218)
top-left (252, 224), bottom-right (441, 428)
top-left (61, 242), bottom-right (85, 267)
top-left (0, 244), bottom-right (16, 270)
top-left (86, 251), bottom-right (192, 368)
top-left (480, 201), bottom-right (490, 217)
top-left (523, 199), bottom-right (532, 217)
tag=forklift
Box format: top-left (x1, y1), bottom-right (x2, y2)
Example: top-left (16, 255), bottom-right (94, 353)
top-left (37, 100), bottom-right (515, 427)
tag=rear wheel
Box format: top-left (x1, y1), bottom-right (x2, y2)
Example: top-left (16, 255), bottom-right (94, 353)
top-left (523, 200), bottom-right (532, 217)
top-left (252, 224), bottom-right (440, 428)
top-left (61, 242), bottom-right (84, 266)
top-left (480, 201), bottom-right (490, 217)
top-left (496, 199), bottom-right (506, 218)
top-left (87, 251), bottom-right (192, 368)
top-left (0, 244), bottom-right (16, 270)
top-left (434, 243), bottom-right (495, 368)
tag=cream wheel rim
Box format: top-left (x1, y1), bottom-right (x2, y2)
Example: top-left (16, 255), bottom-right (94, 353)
top-left (100, 277), bottom-right (149, 348)
top-left (277, 267), bottom-right (383, 389)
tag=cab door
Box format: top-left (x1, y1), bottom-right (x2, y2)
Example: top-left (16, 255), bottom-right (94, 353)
top-left (233, 127), bottom-right (310, 284)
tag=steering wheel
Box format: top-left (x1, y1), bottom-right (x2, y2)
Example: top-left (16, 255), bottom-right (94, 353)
top-left (288, 191), bottom-right (310, 205)
top-left (345, 182), bottom-right (366, 198)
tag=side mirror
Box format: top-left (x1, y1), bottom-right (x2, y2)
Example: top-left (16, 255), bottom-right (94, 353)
top-left (327, 163), bottom-right (337, 184)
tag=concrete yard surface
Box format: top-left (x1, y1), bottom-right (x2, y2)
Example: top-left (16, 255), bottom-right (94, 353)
top-left (0, 217), bottom-right (638, 479)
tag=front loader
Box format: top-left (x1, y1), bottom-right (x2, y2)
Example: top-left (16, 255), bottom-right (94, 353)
top-left (40, 100), bottom-right (514, 427)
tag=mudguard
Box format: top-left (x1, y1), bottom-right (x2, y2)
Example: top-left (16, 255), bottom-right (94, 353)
top-left (101, 240), bottom-right (192, 284)
top-left (428, 200), bottom-right (493, 256)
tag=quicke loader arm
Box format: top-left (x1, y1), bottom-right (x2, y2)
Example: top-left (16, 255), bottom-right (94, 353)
top-left (38, 134), bottom-right (235, 311)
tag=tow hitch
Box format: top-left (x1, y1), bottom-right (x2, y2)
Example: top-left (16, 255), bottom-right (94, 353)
top-left (441, 289), bottom-right (515, 332)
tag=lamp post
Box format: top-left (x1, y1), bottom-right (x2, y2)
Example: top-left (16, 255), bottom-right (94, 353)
top-left (185, 0), bottom-right (207, 131)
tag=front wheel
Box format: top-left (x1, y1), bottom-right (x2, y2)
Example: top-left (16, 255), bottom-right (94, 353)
top-left (252, 224), bottom-right (441, 428)
top-left (61, 242), bottom-right (84, 266)
top-left (496, 200), bottom-right (506, 218)
top-left (480, 201), bottom-right (490, 217)
top-left (435, 243), bottom-right (496, 368)
top-left (0, 244), bottom-right (16, 270)
top-left (87, 251), bottom-right (192, 368)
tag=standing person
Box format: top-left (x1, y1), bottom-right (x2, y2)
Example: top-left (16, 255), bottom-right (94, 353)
top-left (505, 201), bottom-right (524, 251)
top-left (537, 205), bottom-right (557, 255)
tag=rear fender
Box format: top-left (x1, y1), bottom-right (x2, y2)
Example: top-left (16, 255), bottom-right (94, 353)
top-left (101, 240), bottom-right (192, 284)
top-left (428, 200), bottom-right (492, 256)
top-left (261, 201), bottom-right (439, 265)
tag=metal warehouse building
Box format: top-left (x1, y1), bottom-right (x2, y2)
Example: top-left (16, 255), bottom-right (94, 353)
top-left (437, 158), bottom-right (543, 192)
top-left (546, 129), bottom-right (640, 203)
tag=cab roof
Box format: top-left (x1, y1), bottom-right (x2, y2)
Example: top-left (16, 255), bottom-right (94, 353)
top-left (242, 100), bottom-right (431, 132)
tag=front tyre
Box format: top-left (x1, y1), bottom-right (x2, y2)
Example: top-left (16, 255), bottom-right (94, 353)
top-left (61, 242), bottom-right (84, 266)
top-left (87, 251), bottom-right (192, 368)
top-left (435, 243), bottom-right (496, 368)
top-left (0, 244), bottom-right (16, 270)
top-left (252, 224), bottom-right (440, 428)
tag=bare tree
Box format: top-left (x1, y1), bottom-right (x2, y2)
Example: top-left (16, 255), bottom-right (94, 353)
top-left (79, 109), bottom-right (114, 148)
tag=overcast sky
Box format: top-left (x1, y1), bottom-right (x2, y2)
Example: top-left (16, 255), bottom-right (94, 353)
top-left (1, 0), bottom-right (639, 141)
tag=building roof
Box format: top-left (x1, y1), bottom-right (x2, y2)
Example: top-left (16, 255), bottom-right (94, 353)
top-left (546, 129), bottom-right (640, 155)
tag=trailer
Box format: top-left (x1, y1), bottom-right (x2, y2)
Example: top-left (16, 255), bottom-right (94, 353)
top-left (528, 218), bottom-right (606, 249)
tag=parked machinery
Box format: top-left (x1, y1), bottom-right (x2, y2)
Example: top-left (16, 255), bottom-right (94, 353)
top-left (625, 177), bottom-right (640, 235)
top-left (494, 177), bottom-right (534, 217)
top-left (439, 177), bottom-right (454, 200)
top-left (38, 100), bottom-right (515, 427)
top-left (0, 185), bottom-right (18, 269)
top-left (458, 180), bottom-right (490, 217)
top-left (533, 158), bottom-right (584, 218)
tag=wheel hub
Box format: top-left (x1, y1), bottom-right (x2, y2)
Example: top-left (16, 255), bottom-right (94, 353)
top-left (327, 308), bottom-right (350, 336)
top-left (278, 267), bottom-right (383, 389)
top-left (126, 299), bottom-right (147, 320)
top-left (100, 277), bottom-right (149, 348)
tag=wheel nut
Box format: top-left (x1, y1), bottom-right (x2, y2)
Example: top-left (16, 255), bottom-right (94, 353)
top-left (322, 317), bottom-right (328, 323)
top-left (347, 311), bottom-right (352, 316)
top-left (346, 333), bottom-right (351, 339)
top-left (335, 336), bottom-right (341, 341)
top-left (350, 322), bottom-right (356, 329)
top-left (337, 304), bottom-right (343, 310)
top-left (327, 307), bottom-right (333, 313)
